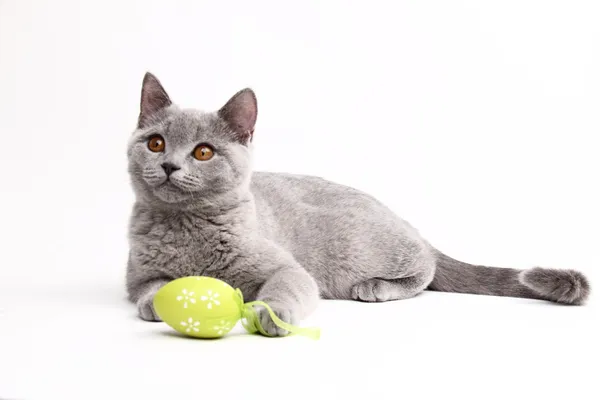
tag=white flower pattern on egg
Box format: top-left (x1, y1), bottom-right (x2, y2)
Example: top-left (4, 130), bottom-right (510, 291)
top-left (180, 317), bottom-right (200, 333)
top-left (200, 290), bottom-right (220, 309)
top-left (212, 320), bottom-right (233, 335)
top-left (175, 288), bottom-right (196, 309)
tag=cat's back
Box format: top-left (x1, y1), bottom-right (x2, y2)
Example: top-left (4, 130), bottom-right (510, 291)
top-left (250, 171), bottom-right (371, 209)
top-left (249, 171), bottom-right (416, 241)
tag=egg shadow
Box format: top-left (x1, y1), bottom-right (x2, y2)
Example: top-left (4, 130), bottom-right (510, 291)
top-left (156, 330), bottom-right (254, 341)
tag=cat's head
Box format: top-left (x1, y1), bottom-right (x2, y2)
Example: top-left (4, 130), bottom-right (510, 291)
top-left (127, 72), bottom-right (257, 208)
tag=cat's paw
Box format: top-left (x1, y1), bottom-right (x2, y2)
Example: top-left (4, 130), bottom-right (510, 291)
top-left (351, 279), bottom-right (390, 302)
top-left (257, 305), bottom-right (295, 337)
top-left (137, 292), bottom-right (162, 322)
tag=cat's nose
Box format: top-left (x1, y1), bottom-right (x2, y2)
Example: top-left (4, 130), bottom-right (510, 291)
top-left (161, 162), bottom-right (181, 176)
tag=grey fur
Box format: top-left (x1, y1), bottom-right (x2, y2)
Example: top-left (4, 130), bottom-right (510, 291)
top-left (126, 73), bottom-right (591, 336)
top-left (428, 251), bottom-right (590, 305)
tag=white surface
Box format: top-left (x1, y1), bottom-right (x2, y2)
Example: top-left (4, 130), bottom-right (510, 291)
top-left (0, 0), bottom-right (599, 399)
top-left (1, 286), bottom-right (598, 400)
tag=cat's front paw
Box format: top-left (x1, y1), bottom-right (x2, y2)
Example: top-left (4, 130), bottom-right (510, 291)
top-left (257, 305), bottom-right (296, 337)
top-left (137, 292), bottom-right (162, 322)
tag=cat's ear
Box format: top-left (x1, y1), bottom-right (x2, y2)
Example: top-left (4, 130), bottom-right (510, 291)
top-left (138, 72), bottom-right (172, 128)
top-left (218, 88), bottom-right (257, 144)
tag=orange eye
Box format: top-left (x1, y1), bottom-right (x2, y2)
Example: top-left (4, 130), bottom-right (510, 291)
top-left (193, 145), bottom-right (214, 161)
top-left (148, 135), bottom-right (165, 152)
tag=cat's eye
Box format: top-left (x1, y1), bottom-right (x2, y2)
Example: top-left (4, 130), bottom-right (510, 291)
top-left (147, 135), bottom-right (165, 152)
top-left (193, 145), bottom-right (214, 161)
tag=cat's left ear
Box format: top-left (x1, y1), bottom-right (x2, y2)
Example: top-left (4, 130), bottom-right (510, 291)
top-left (138, 72), bottom-right (172, 128)
top-left (218, 88), bottom-right (257, 144)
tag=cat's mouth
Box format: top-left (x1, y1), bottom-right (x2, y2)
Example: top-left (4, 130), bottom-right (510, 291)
top-left (158, 178), bottom-right (185, 191)
top-left (152, 176), bottom-right (201, 203)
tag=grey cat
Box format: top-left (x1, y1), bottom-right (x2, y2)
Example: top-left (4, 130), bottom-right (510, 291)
top-left (126, 72), bottom-right (591, 336)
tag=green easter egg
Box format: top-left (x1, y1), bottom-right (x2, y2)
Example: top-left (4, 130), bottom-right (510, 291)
top-left (153, 276), bottom-right (241, 338)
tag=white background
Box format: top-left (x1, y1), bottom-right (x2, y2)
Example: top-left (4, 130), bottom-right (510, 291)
top-left (0, 1), bottom-right (598, 399)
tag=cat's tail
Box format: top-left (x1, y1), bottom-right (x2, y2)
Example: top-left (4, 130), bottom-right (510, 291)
top-left (427, 249), bottom-right (590, 305)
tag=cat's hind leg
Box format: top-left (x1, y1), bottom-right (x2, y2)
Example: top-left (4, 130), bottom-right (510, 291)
top-left (351, 262), bottom-right (435, 302)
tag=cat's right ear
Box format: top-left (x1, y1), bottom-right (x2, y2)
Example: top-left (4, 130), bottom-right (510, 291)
top-left (138, 72), bottom-right (172, 128)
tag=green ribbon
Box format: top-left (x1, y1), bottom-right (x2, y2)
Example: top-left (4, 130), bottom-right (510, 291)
top-left (235, 289), bottom-right (320, 340)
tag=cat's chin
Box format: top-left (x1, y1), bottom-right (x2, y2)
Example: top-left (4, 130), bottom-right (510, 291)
top-left (152, 182), bottom-right (193, 204)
